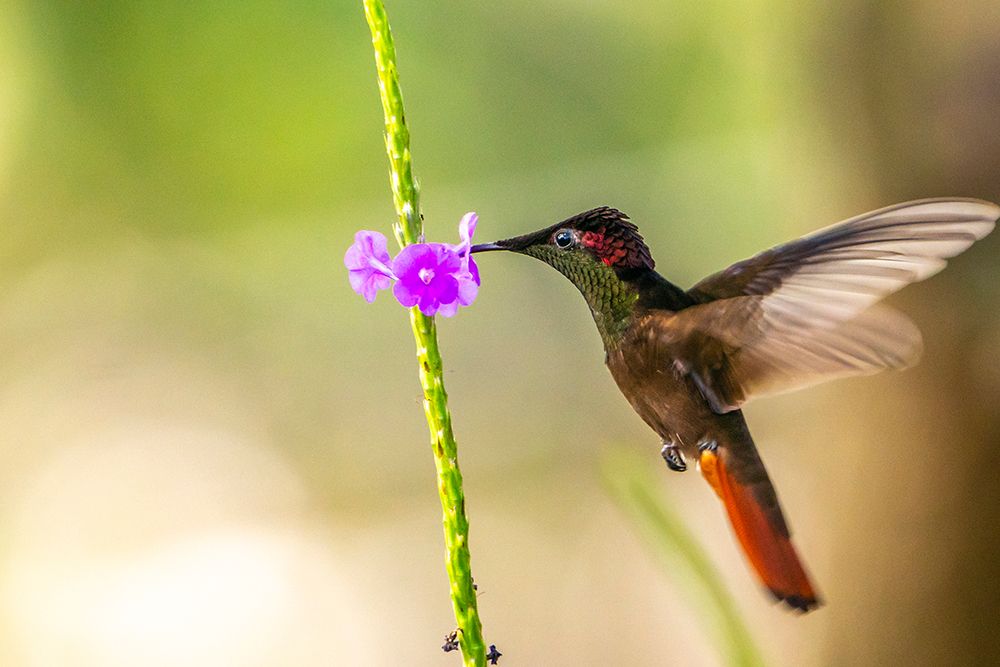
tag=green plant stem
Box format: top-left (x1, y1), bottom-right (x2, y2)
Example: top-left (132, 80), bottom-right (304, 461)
top-left (362, 2), bottom-right (486, 665)
top-left (602, 449), bottom-right (765, 667)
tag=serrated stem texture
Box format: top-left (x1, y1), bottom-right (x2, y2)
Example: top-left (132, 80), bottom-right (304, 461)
top-left (362, 2), bottom-right (486, 665)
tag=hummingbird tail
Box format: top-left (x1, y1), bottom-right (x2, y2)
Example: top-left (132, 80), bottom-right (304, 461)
top-left (699, 444), bottom-right (820, 612)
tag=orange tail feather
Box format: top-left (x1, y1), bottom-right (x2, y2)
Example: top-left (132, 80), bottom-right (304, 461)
top-left (699, 446), bottom-right (820, 612)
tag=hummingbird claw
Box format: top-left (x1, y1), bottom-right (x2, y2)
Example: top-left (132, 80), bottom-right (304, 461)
top-left (699, 440), bottom-right (718, 453)
top-left (661, 443), bottom-right (687, 472)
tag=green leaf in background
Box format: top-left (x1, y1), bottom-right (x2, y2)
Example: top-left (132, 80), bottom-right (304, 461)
top-left (602, 447), bottom-right (765, 667)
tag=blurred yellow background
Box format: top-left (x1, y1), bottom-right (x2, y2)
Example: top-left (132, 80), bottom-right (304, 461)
top-left (2, 1), bottom-right (999, 665)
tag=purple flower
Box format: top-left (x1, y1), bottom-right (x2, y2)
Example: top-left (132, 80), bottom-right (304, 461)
top-left (344, 230), bottom-right (396, 302)
top-left (392, 243), bottom-right (465, 317)
top-left (345, 213), bottom-right (481, 316)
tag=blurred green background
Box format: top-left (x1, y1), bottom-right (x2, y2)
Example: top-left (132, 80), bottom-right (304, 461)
top-left (2, 1), bottom-right (999, 665)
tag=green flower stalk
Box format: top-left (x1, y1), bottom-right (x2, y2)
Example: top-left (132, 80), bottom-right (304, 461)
top-left (362, 1), bottom-right (487, 665)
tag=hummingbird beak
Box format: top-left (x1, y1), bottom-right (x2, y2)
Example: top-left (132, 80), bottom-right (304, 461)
top-left (472, 226), bottom-right (553, 254)
top-left (470, 242), bottom-right (507, 253)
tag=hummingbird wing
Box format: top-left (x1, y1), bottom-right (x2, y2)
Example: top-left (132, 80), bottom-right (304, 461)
top-left (646, 303), bottom-right (923, 412)
top-left (663, 198), bottom-right (997, 412)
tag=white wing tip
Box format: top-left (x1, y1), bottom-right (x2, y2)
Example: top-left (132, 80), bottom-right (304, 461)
top-left (899, 197), bottom-right (999, 239)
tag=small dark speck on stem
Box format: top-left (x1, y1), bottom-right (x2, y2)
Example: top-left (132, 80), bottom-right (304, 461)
top-left (441, 630), bottom-right (459, 653)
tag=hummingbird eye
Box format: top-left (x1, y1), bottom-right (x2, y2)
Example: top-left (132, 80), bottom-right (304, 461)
top-left (554, 229), bottom-right (575, 249)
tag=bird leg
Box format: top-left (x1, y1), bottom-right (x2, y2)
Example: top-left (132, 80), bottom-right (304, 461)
top-left (660, 442), bottom-right (687, 472)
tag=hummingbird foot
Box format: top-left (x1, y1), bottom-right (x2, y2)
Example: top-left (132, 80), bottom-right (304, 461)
top-left (660, 442), bottom-right (687, 472)
top-left (699, 440), bottom-right (718, 453)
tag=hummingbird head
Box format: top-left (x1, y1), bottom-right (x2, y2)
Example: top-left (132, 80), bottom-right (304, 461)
top-left (472, 207), bottom-right (655, 344)
top-left (471, 206), bottom-right (654, 277)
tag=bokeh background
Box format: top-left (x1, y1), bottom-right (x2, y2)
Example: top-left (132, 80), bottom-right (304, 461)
top-left (2, 1), bottom-right (999, 665)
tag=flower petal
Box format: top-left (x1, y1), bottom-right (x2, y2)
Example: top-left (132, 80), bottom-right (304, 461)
top-left (392, 278), bottom-right (421, 308)
top-left (468, 257), bottom-right (480, 285)
top-left (458, 212), bottom-right (478, 245)
top-left (345, 230), bottom-right (390, 269)
top-left (361, 273), bottom-right (393, 303)
top-left (417, 289), bottom-right (440, 316)
top-left (364, 230), bottom-right (392, 266)
top-left (436, 300), bottom-right (459, 317)
top-left (347, 268), bottom-right (368, 292)
top-left (456, 275), bottom-right (478, 306)
top-left (345, 230), bottom-right (397, 302)
top-left (344, 245), bottom-right (364, 271)
top-left (392, 243), bottom-right (437, 278)
top-left (433, 244), bottom-right (462, 273)
top-left (451, 213), bottom-right (479, 267)
top-left (430, 272), bottom-right (459, 305)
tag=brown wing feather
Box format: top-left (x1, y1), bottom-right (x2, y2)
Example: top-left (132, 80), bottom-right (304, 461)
top-left (667, 199), bottom-right (997, 412)
top-left (641, 303), bottom-right (922, 412)
top-left (689, 198), bottom-right (997, 308)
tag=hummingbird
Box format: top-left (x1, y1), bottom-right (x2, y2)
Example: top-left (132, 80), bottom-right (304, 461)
top-left (471, 198), bottom-right (998, 611)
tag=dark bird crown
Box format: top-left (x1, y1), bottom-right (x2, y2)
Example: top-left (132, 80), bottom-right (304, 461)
top-left (560, 207), bottom-right (655, 270)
